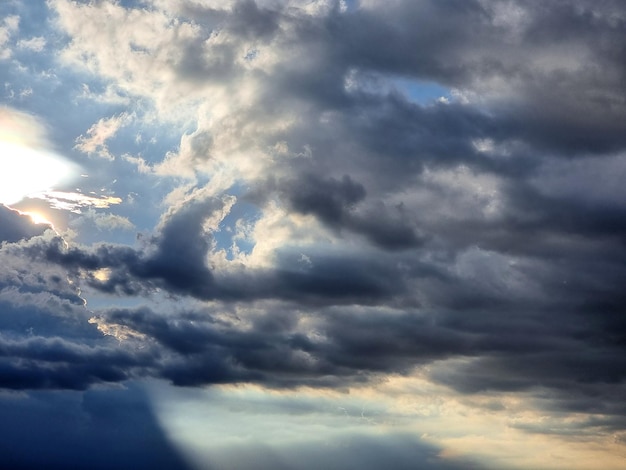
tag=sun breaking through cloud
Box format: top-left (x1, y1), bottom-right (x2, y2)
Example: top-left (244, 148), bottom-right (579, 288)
top-left (0, 107), bottom-right (77, 205)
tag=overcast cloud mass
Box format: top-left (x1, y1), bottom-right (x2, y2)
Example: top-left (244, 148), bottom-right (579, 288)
top-left (1, 0), bottom-right (626, 468)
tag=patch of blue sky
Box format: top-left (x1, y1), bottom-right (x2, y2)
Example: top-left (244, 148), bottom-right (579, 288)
top-left (105, 117), bottom-right (175, 163)
top-left (1, 0), bottom-right (48, 35)
top-left (2, 56), bottom-right (130, 161)
top-left (80, 290), bottom-right (151, 312)
top-left (1, 65), bottom-right (83, 137)
top-left (389, 77), bottom-right (451, 106)
top-left (117, 0), bottom-right (149, 9)
top-left (342, 0), bottom-right (360, 11)
top-left (213, 184), bottom-right (260, 259)
top-left (67, 170), bottom-right (177, 246)
top-left (2, 2), bottom-right (68, 82)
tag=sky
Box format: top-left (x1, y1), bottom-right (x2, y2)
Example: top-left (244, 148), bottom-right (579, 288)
top-left (0, 0), bottom-right (625, 468)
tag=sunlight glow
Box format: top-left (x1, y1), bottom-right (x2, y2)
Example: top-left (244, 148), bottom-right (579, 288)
top-left (30, 190), bottom-right (122, 212)
top-left (0, 140), bottom-right (76, 205)
top-left (25, 211), bottom-right (53, 226)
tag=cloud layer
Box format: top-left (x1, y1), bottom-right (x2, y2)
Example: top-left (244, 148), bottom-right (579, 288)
top-left (1, 0), bottom-right (626, 468)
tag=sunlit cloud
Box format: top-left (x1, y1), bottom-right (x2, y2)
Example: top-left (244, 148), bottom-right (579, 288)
top-left (24, 211), bottom-right (53, 227)
top-left (30, 190), bottom-right (122, 213)
top-left (74, 112), bottom-right (132, 160)
top-left (0, 15), bottom-right (19, 60)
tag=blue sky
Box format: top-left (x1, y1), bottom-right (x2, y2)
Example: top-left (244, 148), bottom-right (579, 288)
top-left (1, 1), bottom-right (626, 469)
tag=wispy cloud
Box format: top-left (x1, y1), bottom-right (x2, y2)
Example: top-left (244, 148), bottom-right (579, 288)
top-left (16, 36), bottom-right (46, 52)
top-left (0, 15), bottom-right (19, 59)
top-left (30, 191), bottom-right (122, 213)
top-left (74, 113), bottom-right (132, 160)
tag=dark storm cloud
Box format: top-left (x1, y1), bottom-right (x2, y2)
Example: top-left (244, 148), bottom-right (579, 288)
top-left (84, 297), bottom-right (615, 391)
top-left (2, 0), bottom-right (626, 450)
top-left (11, 197), bottom-right (224, 298)
top-left (272, 173), bottom-right (423, 249)
top-left (0, 205), bottom-right (48, 243)
top-left (179, 0), bottom-right (626, 264)
top-left (335, 0), bottom-right (626, 155)
top-left (45, 235), bottom-right (406, 304)
top-left (16, 195), bottom-right (407, 304)
top-left (141, 196), bottom-right (220, 293)
top-left (149, 0), bottom-right (626, 209)
top-left (408, 178), bottom-right (626, 263)
top-left (284, 173), bottom-right (367, 225)
top-left (0, 354), bottom-right (127, 391)
top-left (0, 229), bottom-right (153, 391)
top-left (0, 332), bottom-right (135, 391)
top-left (258, 0), bottom-right (626, 171)
top-left (0, 247), bottom-right (148, 392)
top-left (0, 232), bottom-right (89, 312)
top-left (90, 305), bottom-right (464, 388)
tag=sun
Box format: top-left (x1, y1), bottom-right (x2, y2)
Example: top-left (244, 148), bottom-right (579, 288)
top-left (0, 140), bottom-right (76, 206)
top-left (0, 107), bottom-right (77, 206)
top-left (8, 206), bottom-right (57, 230)
top-left (26, 211), bottom-right (53, 226)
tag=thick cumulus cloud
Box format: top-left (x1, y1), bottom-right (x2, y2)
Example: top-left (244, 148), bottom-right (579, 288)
top-left (1, 1), bottom-right (625, 465)
top-left (0, 225), bottom-right (144, 390)
top-left (0, 205), bottom-right (48, 243)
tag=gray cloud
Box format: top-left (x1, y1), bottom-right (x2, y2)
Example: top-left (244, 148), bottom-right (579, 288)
top-left (1, 1), bottom-right (626, 466)
top-left (267, 173), bottom-right (424, 249)
top-left (0, 205), bottom-right (49, 243)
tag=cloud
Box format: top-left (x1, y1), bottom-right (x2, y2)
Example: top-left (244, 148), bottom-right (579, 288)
top-left (2, 1), bottom-right (626, 468)
top-left (10, 0), bottom-right (626, 392)
top-left (257, 173), bottom-right (424, 250)
top-left (91, 212), bottom-right (134, 231)
top-left (0, 205), bottom-right (49, 243)
top-left (0, 15), bottom-right (19, 59)
top-left (17, 194), bottom-right (405, 304)
top-left (74, 113), bottom-right (132, 160)
top-left (16, 36), bottom-right (45, 52)
top-left (30, 191), bottom-right (123, 213)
